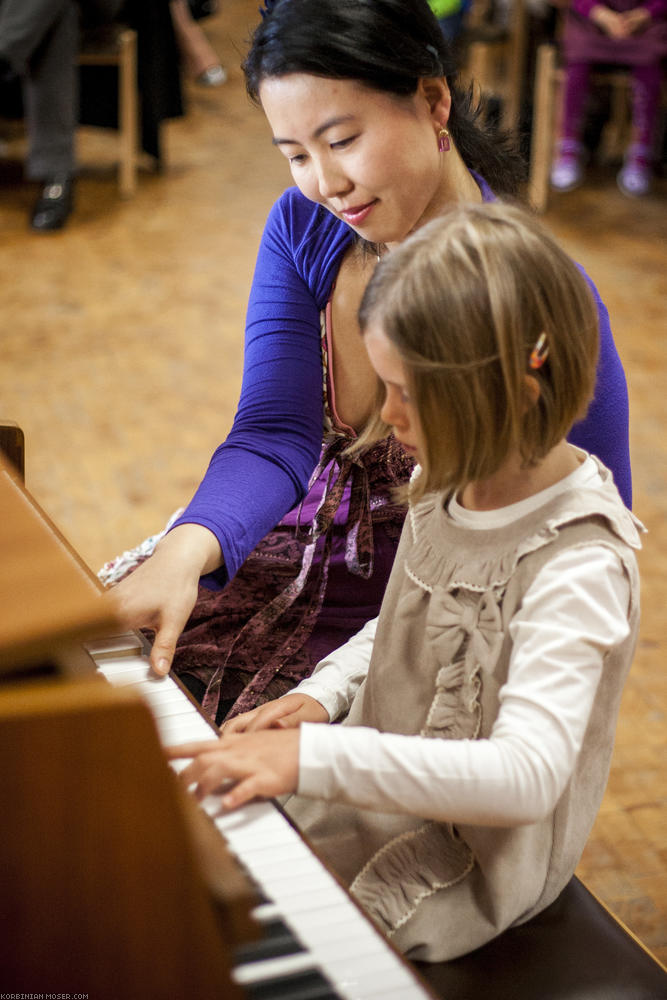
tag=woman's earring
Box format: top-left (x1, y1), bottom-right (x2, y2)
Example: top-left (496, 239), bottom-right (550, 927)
top-left (438, 127), bottom-right (450, 153)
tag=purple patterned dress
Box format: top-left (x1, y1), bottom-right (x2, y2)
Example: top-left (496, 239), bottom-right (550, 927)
top-left (171, 299), bottom-right (414, 725)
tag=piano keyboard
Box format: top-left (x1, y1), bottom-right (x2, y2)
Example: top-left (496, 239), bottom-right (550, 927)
top-left (88, 636), bottom-right (433, 1000)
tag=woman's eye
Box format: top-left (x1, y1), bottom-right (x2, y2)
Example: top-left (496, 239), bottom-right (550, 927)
top-left (330, 135), bottom-right (357, 150)
top-left (288, 152), bottom-right (307, 165)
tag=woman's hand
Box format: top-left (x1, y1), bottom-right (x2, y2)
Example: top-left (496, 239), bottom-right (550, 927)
top-left (107, 523), bottom-right (222, 675)
top-left (167, 729), bottom-right (301, 809)
top-left (221, 693), bottom-right (329, 735)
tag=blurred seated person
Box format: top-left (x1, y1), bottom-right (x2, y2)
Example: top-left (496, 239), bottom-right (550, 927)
top-left (170, 0), bottom-right (226, 87)
top-left (428, 0), bottom-right (472, 42)
top-left (0, 0), bottom-right (123, 231)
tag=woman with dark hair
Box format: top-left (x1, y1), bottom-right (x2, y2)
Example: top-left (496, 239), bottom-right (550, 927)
top-left (109, 0), bottom-right (631, 726)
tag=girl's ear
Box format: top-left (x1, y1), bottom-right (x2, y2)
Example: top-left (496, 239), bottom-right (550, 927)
top-left (523, 374), bottom-right (542, 412)
top-left (418, 76), bottom-right (452, 129)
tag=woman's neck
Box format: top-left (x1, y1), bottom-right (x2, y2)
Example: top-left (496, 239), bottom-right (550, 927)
top-left (459, 441), bottom-right (582, 512)
top-left (386, 145), bottom-right (483, 252)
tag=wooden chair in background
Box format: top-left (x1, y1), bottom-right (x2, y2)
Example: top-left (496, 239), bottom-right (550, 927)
top-left (528, 42), bottom-right (639, 212)
top-left (0, 24), bottom-right (139, 199)
top-left (461, 0), bottom-right (529, 136)
top-left (78, 23), bottom-right (138, 198)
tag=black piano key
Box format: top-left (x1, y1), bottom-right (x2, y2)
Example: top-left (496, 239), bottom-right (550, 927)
top-left (235, 917), bottom-right (305, 964)
top-left (242, 967), bottom-right (340, 1000)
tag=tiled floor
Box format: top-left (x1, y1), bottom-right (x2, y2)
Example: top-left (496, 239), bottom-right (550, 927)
top-left (1, 0), bottom-right (665, 967)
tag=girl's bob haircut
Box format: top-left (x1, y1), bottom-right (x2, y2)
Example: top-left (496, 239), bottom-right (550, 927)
top-left (358, 202), bottom-right (600, 501)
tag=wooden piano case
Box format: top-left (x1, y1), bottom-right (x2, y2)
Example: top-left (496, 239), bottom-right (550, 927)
top-left (0, 458), bottom-right (256, 998)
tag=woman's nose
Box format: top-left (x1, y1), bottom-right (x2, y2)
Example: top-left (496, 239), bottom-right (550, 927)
top-left (315, 157), bottom-right (351, 200)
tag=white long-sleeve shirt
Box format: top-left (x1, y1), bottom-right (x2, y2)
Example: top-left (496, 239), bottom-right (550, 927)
top-left (292, 456), bottom-right (632, 827)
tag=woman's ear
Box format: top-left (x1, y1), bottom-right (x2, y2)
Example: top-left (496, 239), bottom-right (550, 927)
top-left (418, 76), bottom-right (451, 129)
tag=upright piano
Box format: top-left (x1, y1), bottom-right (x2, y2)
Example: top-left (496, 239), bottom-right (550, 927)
top-left (2, 451), bottom-right (665, 1000)
top-left (0, 456), bottom-right (435, 1000)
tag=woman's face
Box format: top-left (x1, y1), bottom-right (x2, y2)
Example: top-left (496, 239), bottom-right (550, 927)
top-left (259, 73), bottom-right (450, 247)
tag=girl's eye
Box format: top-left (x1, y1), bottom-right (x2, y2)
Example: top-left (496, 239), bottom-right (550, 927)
top-left (288, 152), bottom-right (307, 165)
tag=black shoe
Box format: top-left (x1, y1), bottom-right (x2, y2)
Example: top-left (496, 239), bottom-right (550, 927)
top-left (30, 175), bottom-right (74, 232)
top-left (0, 55), bottom-right (18, 85)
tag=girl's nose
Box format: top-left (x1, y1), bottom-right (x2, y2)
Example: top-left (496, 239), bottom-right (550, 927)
top-left (380, 390), bottom-right (404, 430)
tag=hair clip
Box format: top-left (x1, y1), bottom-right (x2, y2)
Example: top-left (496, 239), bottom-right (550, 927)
top-left (529, 332), bottom-right (549, 370)
top-left (426, 43), bottom-right (443, 74)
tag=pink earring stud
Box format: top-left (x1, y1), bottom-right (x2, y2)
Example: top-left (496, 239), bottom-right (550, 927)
top-left (438, 127), bottom-right (450, 153)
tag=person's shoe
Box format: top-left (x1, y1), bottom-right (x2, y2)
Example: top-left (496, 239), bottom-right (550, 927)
top-left (30, 174), bottom-right (74, 232)
top-left (195, 64), bottom-right (227, 86)
top-left (0, 54), bottom-right (18, 84)
top-left (617, 145), bottom-right (651, 198)
top-left (550, 140), bottom-right (584, 192)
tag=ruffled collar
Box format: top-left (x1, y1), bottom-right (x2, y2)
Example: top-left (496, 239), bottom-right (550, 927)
top-left (405, 453), bottom-right (644, 594)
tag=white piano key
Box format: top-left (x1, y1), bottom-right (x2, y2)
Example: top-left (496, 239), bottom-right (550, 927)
top-left (95, 654), bottom-right (151, 676)
top-left (144, 696), bottom-right (205, 720)
top-left (97, 665), bottom-right (156, 687)
top-left (231, 949), bottom-right (318, 986)
top-left (131, 684), bottom-right (188, 706)
top-left (251, 902), bottom-right (283, 924)
top-left (84, 634), bottom-right (145, 659)
top-left (153, 713), bottom-right (214, 746)
top-left (233, 839), bottom-right (324, 867)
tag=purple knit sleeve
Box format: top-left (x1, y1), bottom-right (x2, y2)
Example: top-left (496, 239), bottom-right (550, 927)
top-left (568, 269), bottom-right (632, 508)
top-left (571, 0), bottom-right (597, 18)
top-left (644, 0), bottom-right (667, 19)
top-left (170, 194), bottom-right (345, 583)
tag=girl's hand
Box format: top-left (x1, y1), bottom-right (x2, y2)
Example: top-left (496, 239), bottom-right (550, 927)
top-left (221, 693), bottom-right (329, 735)
top-left (107, 524), bottom-right (222, 675)
top-left (590, 4), bottom-right (630, 36)
top-left (167, 730), bottom-right (301, 809)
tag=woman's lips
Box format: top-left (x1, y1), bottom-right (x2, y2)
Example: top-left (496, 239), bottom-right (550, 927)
top-left (340, 200), bottom-right (377, 226)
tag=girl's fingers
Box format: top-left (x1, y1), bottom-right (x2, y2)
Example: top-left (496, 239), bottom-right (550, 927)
top-left (222, 776), bottom-right (259, 810)
top-left (165, 739), bottom-right (222, 760)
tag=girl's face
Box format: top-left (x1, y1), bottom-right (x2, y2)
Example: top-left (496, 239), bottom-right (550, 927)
top-left (259, 73), bottom-right (451, 248)
top-left (364, 321), bottom-right (422, 459)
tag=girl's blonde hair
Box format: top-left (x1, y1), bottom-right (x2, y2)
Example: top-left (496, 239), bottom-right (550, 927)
top-left (357, 202), bottom-right (599, 501)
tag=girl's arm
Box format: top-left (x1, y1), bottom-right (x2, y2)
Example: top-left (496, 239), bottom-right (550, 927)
top-left (221, 616), bottom-right (377, 734)
top-left (291, 615), bottom-right (377, 721)
top-left (168, 616), bottom-right (377, 804)
top-left (297, 545), bottom-right (631, 826)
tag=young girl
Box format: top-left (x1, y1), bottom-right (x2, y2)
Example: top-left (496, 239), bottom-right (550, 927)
top-left (551, 0), bottom-right (667, 196)
top-left (169, 202), bottom-right (642, 961)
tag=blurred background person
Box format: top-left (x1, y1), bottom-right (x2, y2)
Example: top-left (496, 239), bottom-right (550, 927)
top-left (0, 0), bottom-right (123, 231)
